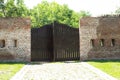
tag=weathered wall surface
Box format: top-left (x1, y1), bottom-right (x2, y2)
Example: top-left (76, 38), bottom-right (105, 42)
top-left (0, 18), bottom-right (31, 62)
top-left (80, 16), bottom-right (120, 60)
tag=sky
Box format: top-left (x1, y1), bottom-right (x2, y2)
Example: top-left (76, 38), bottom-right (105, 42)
top-left (24, 0), bottom-right (120, 16)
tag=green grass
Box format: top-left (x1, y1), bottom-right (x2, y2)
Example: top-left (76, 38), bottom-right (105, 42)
top-left (87, 60), bottom-right (120, 80)
top-left (0, 62), bottom-right (25, 80)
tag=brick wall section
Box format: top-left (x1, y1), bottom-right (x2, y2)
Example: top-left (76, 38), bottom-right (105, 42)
top-left (80, 16), bottom-right (120, 60)
top-left (0, 18), bottom-right (31, 62)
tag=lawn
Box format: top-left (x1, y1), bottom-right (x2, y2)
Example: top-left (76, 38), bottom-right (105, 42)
top-left (87, 60), bottom-right (120, 80)
top-left (0, 62), bottom-right (25, 80)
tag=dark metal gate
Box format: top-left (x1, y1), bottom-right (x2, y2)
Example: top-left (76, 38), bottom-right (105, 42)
top-left (31, 22), bottom-right (80, 61)
top-left (31, 24), bottom-right (53, 61)
top-left (53, 22), bottom-right (80, 61)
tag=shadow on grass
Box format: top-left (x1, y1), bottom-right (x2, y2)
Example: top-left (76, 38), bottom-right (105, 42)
top-left (86, 59), bottom-right (120, 63)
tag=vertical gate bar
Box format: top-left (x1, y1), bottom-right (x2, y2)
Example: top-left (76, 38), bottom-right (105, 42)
top-left (73, 50), bottom-right (75, 60)
top-left (75, 50), bottom-right (77, 60)
top-left (71, 49), bottom-right (72, 60)
top-left (70, 50), bottom-right (72, 60)
top-left (53, 21), bottom-right (55, 61)
top-left (63, 49), bottom-right (66, 59)
top-left (65, 50), bottom-right (67, 60)
top-left (71, 50), bottom-right (75, 59)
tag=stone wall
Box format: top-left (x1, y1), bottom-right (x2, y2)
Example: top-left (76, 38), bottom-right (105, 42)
top-left (80, 16), bottom-right (120, 60)
top-left (0, 18), bottom-right (31, 62)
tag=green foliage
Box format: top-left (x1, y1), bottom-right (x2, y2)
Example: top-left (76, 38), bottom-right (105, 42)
top-left (30, 1), bottom-right (53, 27)
top-left (0, 0), bottom-right (29, 17)
top-left (31, 1), bottom-right (90, 28)
top-left (0, 0), bottom-right (5, 16)
top-left (0, 0), bottom-right (90, 28)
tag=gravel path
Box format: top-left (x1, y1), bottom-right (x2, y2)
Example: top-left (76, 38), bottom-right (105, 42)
top-left (15, 62), bottom-right (110, 80)
top-left (11, 62), bottom-right (117, 80)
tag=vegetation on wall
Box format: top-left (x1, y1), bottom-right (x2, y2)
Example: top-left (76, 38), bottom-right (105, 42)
top-left (0, 0), bottom-right (91, 28)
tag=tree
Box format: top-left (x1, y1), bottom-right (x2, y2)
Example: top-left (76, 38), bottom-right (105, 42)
top-left (0, 0), bottom-right (90, 28)
top-left (5, 0), bottom-right (17, 17)
top-left (30, 1), bottom-right (90, 28)
top-left (30, 1), bottom-right (53, 27)
top-left (15, 0), bottom-right (29, 17)
top-left (0, 0), bottom-right (29, 17)
top-left (0, 0), bottom-right (5, 16)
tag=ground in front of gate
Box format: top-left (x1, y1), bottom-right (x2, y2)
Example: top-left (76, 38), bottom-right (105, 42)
top-left (11, 62), bottom-right (117, 80)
